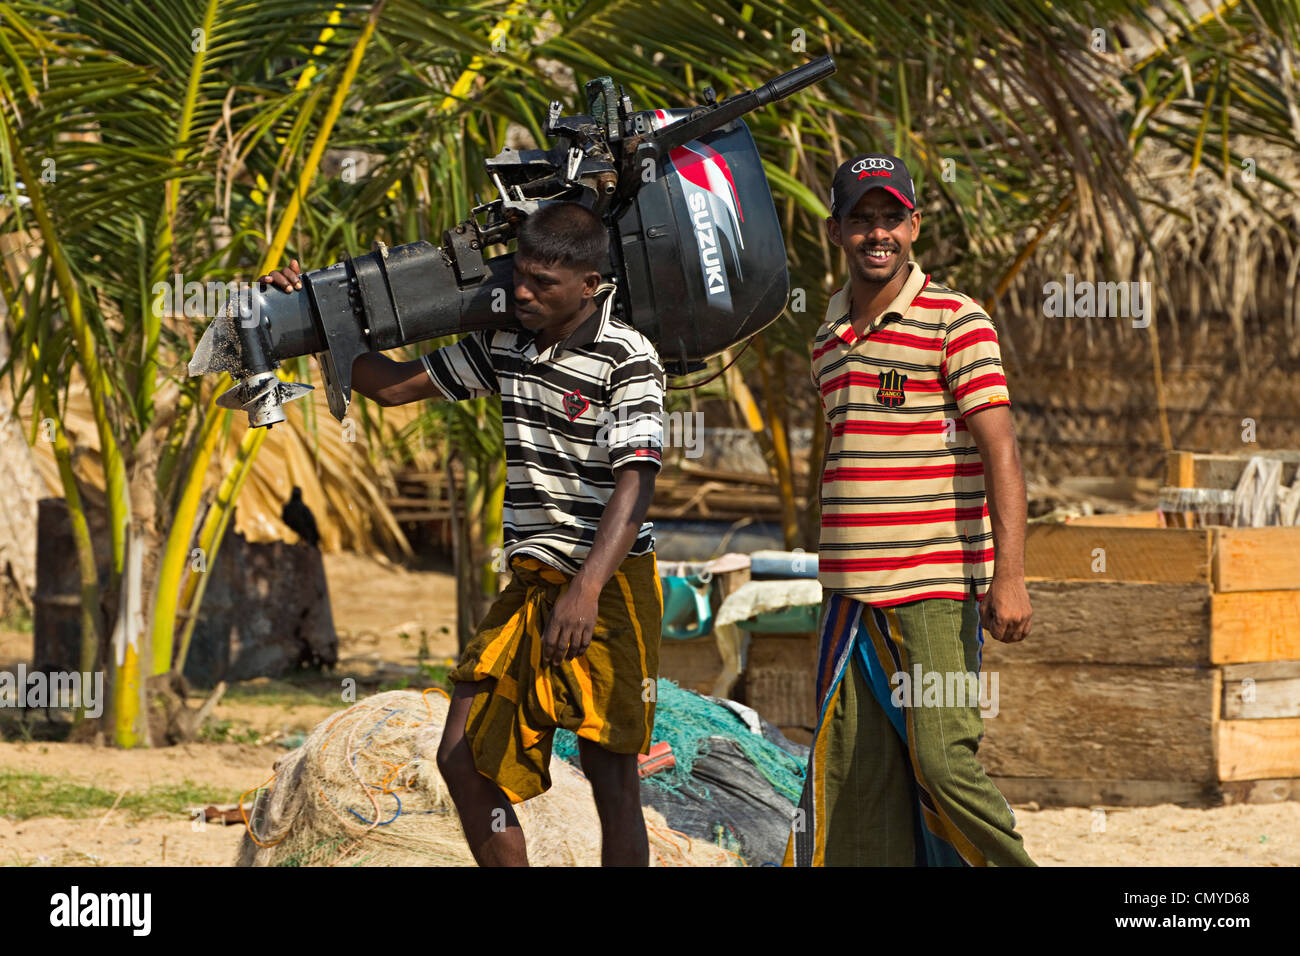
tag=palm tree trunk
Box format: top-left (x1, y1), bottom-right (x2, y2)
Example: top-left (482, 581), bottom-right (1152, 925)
top-left (0, 320), bottom-right (41, 611)
top-left (108, 522), bottom-right (151, 746)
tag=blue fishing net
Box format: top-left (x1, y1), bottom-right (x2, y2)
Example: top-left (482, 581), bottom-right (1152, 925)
top-left (553, 678), bottom-right (806, 802)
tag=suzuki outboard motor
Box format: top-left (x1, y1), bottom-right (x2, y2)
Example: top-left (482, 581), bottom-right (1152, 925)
top-left (189, 56), bottom-right (836, 428)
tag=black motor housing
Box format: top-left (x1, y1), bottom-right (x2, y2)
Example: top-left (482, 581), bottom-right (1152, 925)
top-left (613, 111), bottom-right (790, 373)
top-left (191, 57), bottom-right (834, 425)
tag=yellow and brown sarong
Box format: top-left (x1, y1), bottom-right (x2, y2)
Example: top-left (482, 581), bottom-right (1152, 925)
top-left (449, 551), bottom-right (662, 803)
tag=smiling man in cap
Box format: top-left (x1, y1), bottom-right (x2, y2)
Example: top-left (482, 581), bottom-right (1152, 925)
top-left (786, 153), bottom-right (1036, 867)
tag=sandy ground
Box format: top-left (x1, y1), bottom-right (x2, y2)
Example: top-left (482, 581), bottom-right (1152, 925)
top-left (1016, 803), bottom-right (1300, 866)
top-left (2, 550), bottom-right (1298, 867)
top-left (0, 741), bottom-right (263, 866)
top-left (322, 550), bottom-right (460, 671)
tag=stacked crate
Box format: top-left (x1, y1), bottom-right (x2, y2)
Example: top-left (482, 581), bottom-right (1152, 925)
top-left (981, 475), bottom-right (1300, 805)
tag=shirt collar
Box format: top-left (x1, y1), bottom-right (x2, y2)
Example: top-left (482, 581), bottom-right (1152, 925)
top-left (831, 261), bottom-right (929, 344)
top-left (513, 284), bottom-right (616, 361)
top-left (560, 284), bottom-right (615, 352)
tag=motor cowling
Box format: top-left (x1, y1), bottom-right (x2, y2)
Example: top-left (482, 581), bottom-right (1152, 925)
top-left (613, 111), bottom-right (790, 374)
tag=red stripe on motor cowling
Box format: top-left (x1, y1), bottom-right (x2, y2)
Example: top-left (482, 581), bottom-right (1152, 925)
top-left (821, 506), bottom-right (989, 526)
top-left (819, 548), bottom-right (996, 572)
top-left (671, 142), bottom-right (744, 222)
top-left (831, 419), bottom-right (968, 436)
top-left (822, 462), bottom-right (985, 481)
top-left (952, 373), bottom-right (1007, 400)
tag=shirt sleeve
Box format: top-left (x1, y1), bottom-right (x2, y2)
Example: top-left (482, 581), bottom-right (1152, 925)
top-left (811, 362), bottom-right (831, 424)
top-left (605, 346), bottom-right (665, 471)
top-left (942, 309), bottom-right (1010, 418)
top-left (420, 330), bottom-right (498, 400)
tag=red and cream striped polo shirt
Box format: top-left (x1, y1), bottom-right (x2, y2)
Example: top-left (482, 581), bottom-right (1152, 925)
top-left (812, 261), bottom-right (1010, 606)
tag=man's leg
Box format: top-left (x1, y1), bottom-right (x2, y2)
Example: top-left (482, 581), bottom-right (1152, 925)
top-left (787, 592), bottom-right (916, 866)
top-left (880, 597), bottom-right (1035, 866)
top-left (436, 679), bottom-right (528, 866)
top-left (820, 652), bottom-right (918, 865)
top-left (577, 738), bottom-right (649, 866)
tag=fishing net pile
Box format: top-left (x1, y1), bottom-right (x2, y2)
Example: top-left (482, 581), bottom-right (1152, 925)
top-left (235, 689), bottom-right (738, 867)
top-left (555, 679), bottom-right (808, 866)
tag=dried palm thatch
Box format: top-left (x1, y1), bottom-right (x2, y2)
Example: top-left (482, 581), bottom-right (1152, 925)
top-left (236, 689), bottom-right (741, 867)
top-left (220, 384), bottom-right (430, 556)
top-left (992, 137), bottom-right (1300, 366)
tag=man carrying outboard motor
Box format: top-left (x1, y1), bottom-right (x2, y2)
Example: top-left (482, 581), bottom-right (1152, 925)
top-left (200, 57), bottom-right (839, 866)
top-left (261, 202), bottom-right (665, 866)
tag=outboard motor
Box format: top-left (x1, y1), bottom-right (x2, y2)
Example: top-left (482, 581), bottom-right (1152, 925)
top-left (189, 56), bottom-right (836, 427)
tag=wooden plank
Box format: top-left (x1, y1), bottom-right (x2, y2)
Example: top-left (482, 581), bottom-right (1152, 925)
top-left (1221, 673), bottom-right (1300, 719)
top-left (389, 510), bottom-right (452, 521)
top-left (978, 581), bottom-right (1210, 666)
top-left (1166, 451), bottom-right (1197, 527)
top-left (1211, 591), bottom-right (1300, 663)
top-left (1167, 450), bottom-right (1196, 488)
top-left (1221, 661), bottom-right (1300, 681)
top-left (1213, 527), bottom-right (1300, 592)
top-left (673, 464), bottom-right (775, 485)
top-left (979, 662), bottom-right (1217, 782)
top-left (1064, 511), bottom-right (1163, 528)
top-left (1025, 525), bottom-right (1211, 584)
top-left (993, 777), bottom-right (1215, 808)
top-left (1217, 717), bottom-right (1300, 780)
top-left (1181, 451), bottom-right (1300, 490)
top-left (1220, 778), bottom-right (1300, 804)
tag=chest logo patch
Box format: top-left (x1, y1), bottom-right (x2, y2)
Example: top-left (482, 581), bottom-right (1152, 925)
top-left (876, 369), bottom-right (907, 408)
top-left (562, 389), bottom-right (589, 421)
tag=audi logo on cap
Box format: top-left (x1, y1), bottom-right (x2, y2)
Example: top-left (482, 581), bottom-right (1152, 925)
top-left (851, 157), bottom-right (894, 172)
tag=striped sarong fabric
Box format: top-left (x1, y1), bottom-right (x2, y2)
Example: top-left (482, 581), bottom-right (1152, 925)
top-left (784, 592), bottom-right (1034, 866)
top-left (450, 552), bottom-right (662, 803)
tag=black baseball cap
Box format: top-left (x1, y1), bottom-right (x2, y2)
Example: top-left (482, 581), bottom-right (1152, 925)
top-left (829, 153), bottom-right (916, 218)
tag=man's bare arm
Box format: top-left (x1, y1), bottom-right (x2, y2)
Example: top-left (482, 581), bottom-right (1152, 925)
top-left (964, 403), bottom-right (1032, 643)
top-left (541, 462), bottom-right (657, 665)
top-left (351, 352), bottom-right (444, 407)
top-left (258, 259), bottom-right (444, 408)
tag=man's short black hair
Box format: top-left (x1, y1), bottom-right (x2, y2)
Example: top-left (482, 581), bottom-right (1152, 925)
top-left (516, 202), bottom-right (607, 273)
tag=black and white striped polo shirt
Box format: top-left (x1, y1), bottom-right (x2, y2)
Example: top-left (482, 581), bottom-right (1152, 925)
top-left (421, 286), bottom-right (664, 574)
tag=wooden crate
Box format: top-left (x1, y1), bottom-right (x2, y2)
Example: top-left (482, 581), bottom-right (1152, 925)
top-left (982, 518), bottom-right (1300, 806)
